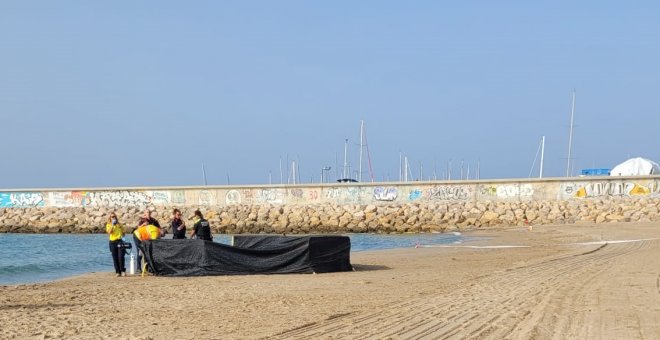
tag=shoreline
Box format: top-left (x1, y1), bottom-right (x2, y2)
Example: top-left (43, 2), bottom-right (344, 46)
top-left (0, 232), bottom-right (469, 286)
top-left (3, 222), bottom-right (660, 339)
top-left (0, 222), bottom-right (623, 288)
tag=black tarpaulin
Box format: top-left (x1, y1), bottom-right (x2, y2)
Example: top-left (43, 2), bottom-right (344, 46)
top-left (140, 235), bottom-right (352, 276)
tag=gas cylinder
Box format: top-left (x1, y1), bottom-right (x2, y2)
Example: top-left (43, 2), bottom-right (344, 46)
top-left (129, 254), bottom-right (135, 275)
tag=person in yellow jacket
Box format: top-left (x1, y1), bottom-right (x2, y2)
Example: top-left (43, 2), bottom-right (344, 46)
top-left (105, 213), bottom-right (126, 277)
top-left (133, 223), bottom-right (161, 241)
top-left (132, 220), bottom-right (162, 273)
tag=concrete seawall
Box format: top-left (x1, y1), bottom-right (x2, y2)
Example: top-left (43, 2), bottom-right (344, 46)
top-left (2, 176), bottom-right (660, 233)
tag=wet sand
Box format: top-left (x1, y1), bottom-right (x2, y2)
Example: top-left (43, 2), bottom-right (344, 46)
top-left (2, 222), bottom-right (660, 339)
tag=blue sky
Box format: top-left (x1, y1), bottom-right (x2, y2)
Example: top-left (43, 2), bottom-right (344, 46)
top-left (1, 1), bottom-right (658, 188)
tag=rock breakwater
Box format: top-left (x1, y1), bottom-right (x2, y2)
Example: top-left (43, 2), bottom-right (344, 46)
top-left (1, 197), bottom-right (659, 234)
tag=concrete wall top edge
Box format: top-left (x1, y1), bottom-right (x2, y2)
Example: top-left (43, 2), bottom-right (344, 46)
top-left (3, 175), bottom-right (660, 192)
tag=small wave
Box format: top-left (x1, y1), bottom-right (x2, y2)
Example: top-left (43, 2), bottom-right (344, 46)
top-left (0, 263), bottom-right (49, 275)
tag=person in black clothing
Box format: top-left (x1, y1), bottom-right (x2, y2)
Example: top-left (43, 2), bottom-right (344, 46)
top-left (170, 208), bottom-right (186, 239)
top-left (190, 209), bottom-right (212, 241)
top-left (139, 209), bottom-right (161, 229)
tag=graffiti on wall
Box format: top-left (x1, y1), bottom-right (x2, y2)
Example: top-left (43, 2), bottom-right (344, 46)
top-left (46, 191), bottom-right (182, 207)
top-left (255, 189), bottom-right (284, 204)
top-left (373, 187), bottom-right (398, 201)
top-left (239, 190), bottom-right (255, 205)
top-left (88, 191), bottom-right (151, 207)
top-left (307, 189), bottom-right (319, 200)
top-left (286, 188), bottom-right (320, 202)
top-left (408, 189), bottom-right (422, 201)
top-left (480, 184), bottom-right (534, 199)
top-left (344, 187), bottom-right (363, 203)
top-left (171, 191), bottom-right (186, 204)
top-left (289, 188), bottom-right (304, 199)
top-left (559, 181), bottom-right (659, 199)
top-left (323, 187), bottom-right (364, 203)
top-left (0, 192), bottom-right (45, 208)
top-left (148, 191), bottom-right (171, 205)
top-left (325, 187), bottom-right (341, 200)
top-left (49, 192), bottom-right (92, 207)
top-left (198, 190), bottom-right (216, 205)
top-left (226, 190), bottom-right (241, 205)
top-left (427, 186), bottom-right (471, 201)
top-left (10, 178), bottom-right (660, 209)
top-left (480, 186), bottom-right (497, 196)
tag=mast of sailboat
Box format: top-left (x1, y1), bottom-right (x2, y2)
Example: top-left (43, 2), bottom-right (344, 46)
top-left (363, 122), bottom-right (375, 182)
top-left (404, 156), bottom-right (409, 182)
top-left (296, 156), bottom-right (301, 184)
top-left (460, 160), bottom-right (464, 180)
top-left (566, 90), bottom-right (576, 177)
top-left (335, 152), bottom-right (339, 181)
top-left (279, 156), bottom-right (283, 184)
top-left (343, 139), bottom-right (349, 179)
top-left (286, 153), bottom-right (289, 184)
top-left (399, 151), bottom-right (403, 182)
top-left (447, 160), bottom-right (452, 181)
top-left (540, 135), bottom-right (546, 178)
top-left (359, 120), bottom-right (364, 182)
top-left (477, 160), bottom-right (480, 180)
top-left (202, 162), bottom-right (208, 185)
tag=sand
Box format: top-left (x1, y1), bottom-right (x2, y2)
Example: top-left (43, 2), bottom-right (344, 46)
top-left (2, 222), bottom-right (660, 339)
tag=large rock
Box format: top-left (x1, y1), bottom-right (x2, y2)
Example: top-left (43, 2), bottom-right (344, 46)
top-left (480, 211), bottom-right (500, 223)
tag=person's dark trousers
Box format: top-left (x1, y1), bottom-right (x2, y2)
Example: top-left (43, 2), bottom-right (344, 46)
top-left (133, 235), bottom-right (142, 272)
top-left (109, 240), bottom-right (125, 274)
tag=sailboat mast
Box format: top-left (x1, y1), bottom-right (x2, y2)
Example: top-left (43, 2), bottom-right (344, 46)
top-left (335, 152), bottom-right (339, 180)
top-left (404, 156), bottom-right (409, 182)
top-left (279, 156), bottom-right (283, 184)
top-left (399, 151), bottom-right (403, 182)
top-left (419, 162), bottom-right (423, 181)
top-left (363, 123), bottom-right (375, 182)
top-left (359, 120), bottom-right (364, 182)
top-left (447, 160), bottom-right (452, 181)
top-left (202, 162), bottom-right (208, 186)
top-left (297, 158), bottom-right (301, 184)
top-left (540, 135), bottom-right (546, 178)
top-left (460, 160), bottom-right (464, 180)
top-left (566, 90), bottom-right (576, 177)
top-left (477, 160), bottom-right (480, 180)
top-left (343, 139), bottom-right (349, 179)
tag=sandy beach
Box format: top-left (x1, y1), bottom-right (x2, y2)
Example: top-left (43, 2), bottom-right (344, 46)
top-left (2, 222), bottom-right (660, 339)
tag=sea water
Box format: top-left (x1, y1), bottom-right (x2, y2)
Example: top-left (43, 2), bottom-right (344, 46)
top-left (0, 232), bottom-right (465, 285)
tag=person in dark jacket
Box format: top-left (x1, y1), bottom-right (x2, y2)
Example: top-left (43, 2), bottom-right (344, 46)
top-left (139, 209), bottom-right (161, 229)
top-left (190, 209), bottom-right (212, 241)
top-left (170, 208), bottom-right (186, 239)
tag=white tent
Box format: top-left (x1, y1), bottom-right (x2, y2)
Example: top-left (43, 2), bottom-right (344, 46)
top-left (610, 157), bottom-right (660, 176)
